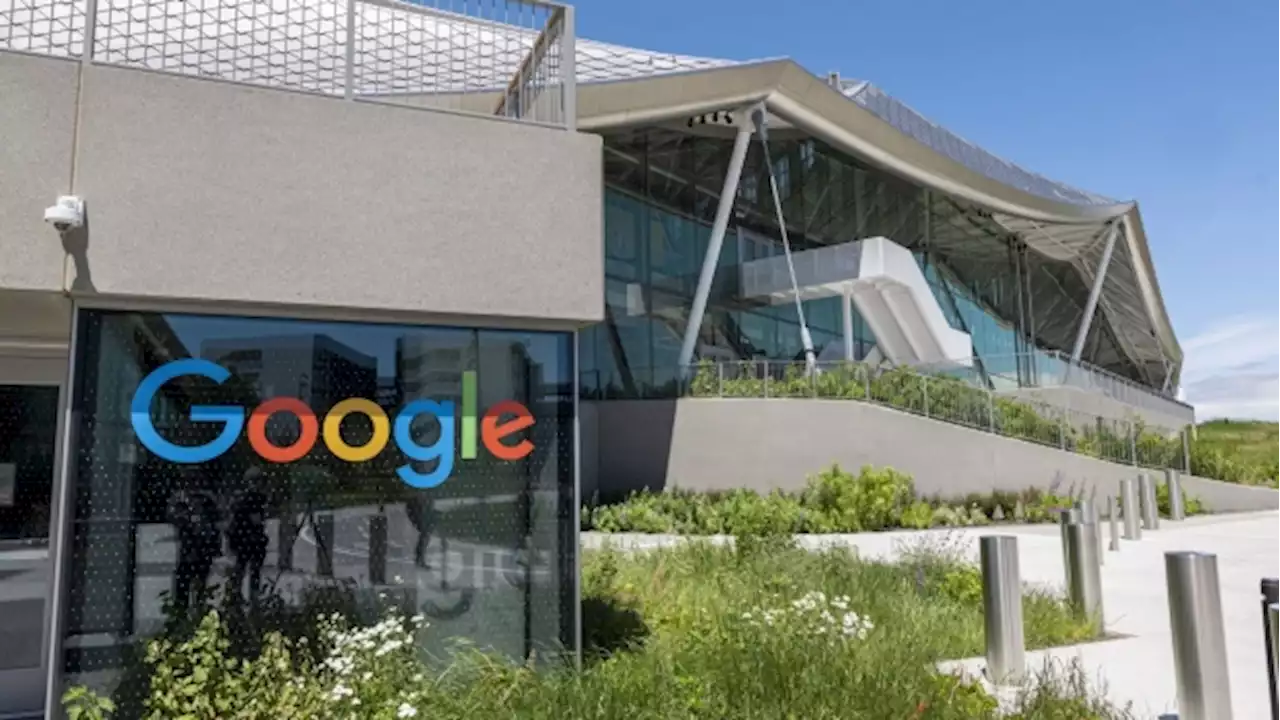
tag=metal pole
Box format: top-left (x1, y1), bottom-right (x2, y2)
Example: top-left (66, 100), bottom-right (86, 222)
top-left (922, 375), bottom-right (930, 418)
top-left (1070, 222), bottom-right (1120, 363)
top-left (82, 0), bottom-right (99, 63)
top-left (560, 4), bottom-right (577, 131)
top-left (1270, 603), bottom-right (1279, 715)
top-left (1059, 508), bottom-right (1082, 583)
top-left (343, 0), bottom-right (357, 100)
top-left (981, 536), bottom-right (1025, 685)
top-left (369, 511), bottom-right (388, 585)
top-left (1166, 552), bottom-right (1233, 720)
top-left (316, 512), bottom-right (335, 577)
top-left (1107, 496), bottom-right (1120, 552)
top-left (1121, 478), bottom-right (1142, 540)
top-left (1183, 425), bottom-right (1193, 472)
top-left (1076, 498), bottom-right (1103, 567)
top-left (677, 121), bottom-right (753, 372)
top-left (1166, 468), bottom-right (1186, 521)
top-left (1064, 521), bottom-right (1104, 627)
top-left (1263, 578), bottom-right (1279, 720)
top-left (842, 285), bottom-right (855, 362)
top-left (1138, 472), bottom-right (1160, 530)
top-left (752, 106), bottom-right (816, 372)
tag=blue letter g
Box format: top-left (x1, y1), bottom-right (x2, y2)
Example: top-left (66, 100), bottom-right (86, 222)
top-left (131, 358), bottom-right (244, 463)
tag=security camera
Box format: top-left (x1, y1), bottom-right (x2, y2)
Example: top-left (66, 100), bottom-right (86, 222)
top-left (44, 196), bottom-right (84, 232)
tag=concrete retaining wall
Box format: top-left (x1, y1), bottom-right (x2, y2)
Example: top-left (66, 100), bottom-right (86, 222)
top-left (582, 398), bottom-right (1277, 513)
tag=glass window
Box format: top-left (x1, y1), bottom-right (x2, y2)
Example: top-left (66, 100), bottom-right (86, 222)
top-left (0, 384), bottom-right (59, 691)
top-left (59, 310), bottom-right (576, 709)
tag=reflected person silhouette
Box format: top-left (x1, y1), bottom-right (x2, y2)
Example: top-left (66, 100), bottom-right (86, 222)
top-left (228, 467), bottom-right (268, 608)
top-left (167, 487), bottom-right (221, 619)
top-left (406, 490), bottom-right (437, 569)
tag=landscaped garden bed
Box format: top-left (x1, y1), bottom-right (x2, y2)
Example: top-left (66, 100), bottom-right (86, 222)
top-left (583, 464), bottom-right (1203, 535)
top-left (65, 537), bottom-right (1132, 719)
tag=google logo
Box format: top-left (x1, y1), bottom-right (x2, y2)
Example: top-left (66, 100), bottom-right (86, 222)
top-left (130, 359), bottom-right (534, 488)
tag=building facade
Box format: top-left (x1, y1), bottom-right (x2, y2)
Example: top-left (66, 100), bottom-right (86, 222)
top-left (0, 0), bottom-right (1227, 716)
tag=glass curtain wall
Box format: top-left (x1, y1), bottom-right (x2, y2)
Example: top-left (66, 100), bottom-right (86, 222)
top-left (58, 309), bottom-right (575, 711)
top-left (581, 127), bottom-right (1137, 399)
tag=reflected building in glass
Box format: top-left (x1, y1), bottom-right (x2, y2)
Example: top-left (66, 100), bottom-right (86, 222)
top-left (55, 311), bottom-right (576, 713)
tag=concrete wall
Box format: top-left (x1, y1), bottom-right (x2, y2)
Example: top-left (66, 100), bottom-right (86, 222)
top-left (0, 54), bottom-right (78, 292)
top-left (1002, 385), bottom-right (1194, 432)
top-left (0, 52), bottom-right (603, 328)
top-left (583, 398), bottom-right (1278, 513)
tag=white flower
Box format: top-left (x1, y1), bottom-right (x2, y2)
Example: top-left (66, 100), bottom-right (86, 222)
top-left (397, 703), bottom-right (419, 718)
top-left (330, 684), bottom-right (354, 700)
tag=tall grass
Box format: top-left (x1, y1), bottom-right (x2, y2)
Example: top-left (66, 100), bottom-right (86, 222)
top-left (66, 540), bottom-right (1128, 719)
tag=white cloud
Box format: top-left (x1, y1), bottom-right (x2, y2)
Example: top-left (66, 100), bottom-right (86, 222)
top-left (1179, 316), bottom-right (1279, 421)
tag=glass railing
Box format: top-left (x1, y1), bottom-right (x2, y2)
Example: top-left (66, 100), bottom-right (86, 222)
top-left (953, 349), bottom-right (1194, 424)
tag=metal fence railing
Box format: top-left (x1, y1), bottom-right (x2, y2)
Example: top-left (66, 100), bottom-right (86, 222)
top-left (922, 349), bottom-right (1194, 424)
top-left (579, 360), bottom-right (1191, 473)
top-left (1, 0), bottom-right (575, 127)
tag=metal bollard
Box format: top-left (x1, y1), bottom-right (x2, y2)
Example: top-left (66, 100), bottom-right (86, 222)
top-left (1137, 472), bottom-right (1160, 530)
top-left (1077, 498), bottom-right (1104, 566)
top-left (277, 510), bottom-right (297, 571)
top-left (315, 512), bottom-right (335, 577)
top-left (1107, 496), bottom-right (1120, 552)
top-left (1270, 603), bottom-right (1279, 716)
top-left (1166, 469), bottom-right (1186, 521)
top-left (1064, 521), bottom-right (1104, 627)
top-left (1263, 578), bottom-right (1279, 720)
top-left (369, 512), bottom-right (388, 585)
top-left (1166, 552), bottom-right (1232, 720)
top-left (980, 535), bottom-right (1025, 685)
top-left (1059, 508), bottom-right (1082, 572)
top-left (1121, 478), bottom-right (1142, 540)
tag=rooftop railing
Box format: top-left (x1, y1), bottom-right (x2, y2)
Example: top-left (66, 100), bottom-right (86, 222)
top-left (1, 0), bottom-right (576, 127)
top-left (920, 348), bottom-right (1193, 424)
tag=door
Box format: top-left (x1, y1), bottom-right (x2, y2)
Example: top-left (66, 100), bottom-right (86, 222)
top-left (0, 381), bottom-right (62, 718)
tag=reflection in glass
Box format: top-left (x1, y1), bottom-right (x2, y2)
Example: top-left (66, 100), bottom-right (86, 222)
top-left (0, 385), bottom-right (60, 678)
top-left (60, 310), bottom-right (575, 708)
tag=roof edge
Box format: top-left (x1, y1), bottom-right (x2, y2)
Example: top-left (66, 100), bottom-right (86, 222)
top-left (573, 60), bottom-right (1180, 380)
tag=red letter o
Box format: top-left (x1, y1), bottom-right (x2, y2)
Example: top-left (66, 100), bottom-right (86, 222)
top-left (248, 397), bottom-right (318, 463)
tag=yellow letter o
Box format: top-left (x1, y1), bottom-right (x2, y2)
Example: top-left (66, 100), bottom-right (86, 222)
top-left (323, 398), bottom-right (390, 462)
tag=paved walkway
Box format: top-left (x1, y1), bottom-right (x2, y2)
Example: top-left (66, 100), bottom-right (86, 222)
top-left (582, 510), bottom-right (1280, 719)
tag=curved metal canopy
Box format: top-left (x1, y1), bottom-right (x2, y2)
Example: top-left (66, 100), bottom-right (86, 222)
top-left (572, 58), bottom-right (1181, 390)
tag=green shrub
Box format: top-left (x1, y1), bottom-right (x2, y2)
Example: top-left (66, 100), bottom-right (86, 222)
top-left (901, 501), bottom-right (934, 529)
top-left (801, 464), bottom-right (915, 531)
top-left (585, 464), bottom-right (1209, 537)
top-left (1155, 480), bottom-right (1204, 517)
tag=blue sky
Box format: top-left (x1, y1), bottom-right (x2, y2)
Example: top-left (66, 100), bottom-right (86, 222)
top-left (572, 0), bottom-right (1279, 419)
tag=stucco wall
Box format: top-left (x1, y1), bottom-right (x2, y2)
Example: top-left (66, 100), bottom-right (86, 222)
top-left (0, 52), bottom-right (603, 329)
top-left (583, 398), bottom-right (1277, 513)
top-left (0, 54), bottom-right (79, 292)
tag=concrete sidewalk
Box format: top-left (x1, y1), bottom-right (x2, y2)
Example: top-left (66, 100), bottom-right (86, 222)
top-left (582, 510), bottom-right (1280, 718)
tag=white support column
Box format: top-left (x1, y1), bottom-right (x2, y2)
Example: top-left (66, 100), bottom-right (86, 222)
top-left (1070, 222), bottom-right (1120, 363)
top-left (842, 284), bottom-right (855, 361)
top-left (677, 118), bottom-right (753, 372)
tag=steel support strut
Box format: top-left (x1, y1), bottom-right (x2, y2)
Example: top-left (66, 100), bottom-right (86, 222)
top-left (676, 110), bottom-right (754, 373)
top-left (752, 105), bottom-right (817, 371)
top-left (1070, 222), bottom-right (1120, 363)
